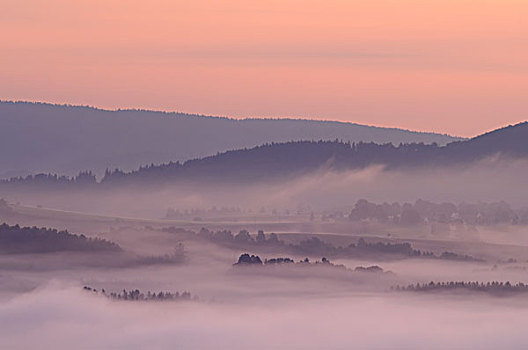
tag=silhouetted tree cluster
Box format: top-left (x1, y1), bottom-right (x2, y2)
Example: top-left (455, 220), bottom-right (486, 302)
top-left (193, 228), bottom-right (282, 246)
top-left (0, 223), bottom-right (121, 253)
top-left (233, 253), bottom-right (386, 274)
top-left (393, 281), bottom-right (528, 295)
top-left (265, 257), bottom-right (294, 264)
top-left (349, 199), bottom-right (527, 225)
top-left (234, 253), bottom-right (263, 265)
top-left (235, 253), bottom-right (335, 267)
top-left (83, 286), bottom-right (195, 301)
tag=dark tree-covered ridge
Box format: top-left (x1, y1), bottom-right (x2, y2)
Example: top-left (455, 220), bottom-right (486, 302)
top-left (0, 121), bottom-right (525, 188)
top-left (0, 100), bottom-right (461, 178)
top-left (0, 223), bottom-right (121, 254)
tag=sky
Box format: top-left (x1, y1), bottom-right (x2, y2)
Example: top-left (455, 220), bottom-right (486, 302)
top-left (1, 0), bottom-right (527, 137)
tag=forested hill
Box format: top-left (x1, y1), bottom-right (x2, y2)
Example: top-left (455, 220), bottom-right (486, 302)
top-left (443, 121), bottom-right (528, 158)
top-left (103, 121), bottom-right (528, 184)
top-left (0, 101), bottom-right (461, 178)
top-left (1, 121), bottom-right (526, 188)
top-left (0, 223), bottom-right (120, 254)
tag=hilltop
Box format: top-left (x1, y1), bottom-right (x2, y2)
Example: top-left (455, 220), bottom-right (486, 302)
top-left (1, 121), bottom-right (525, 188)
top-left (0, 101), bottom-right (462, 178)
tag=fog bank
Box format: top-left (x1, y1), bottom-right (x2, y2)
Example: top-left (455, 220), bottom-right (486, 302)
top-left (1, 285), bottom-right (527, 350)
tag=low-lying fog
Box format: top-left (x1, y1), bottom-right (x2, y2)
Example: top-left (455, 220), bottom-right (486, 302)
top-left (1, 226), bottom-right (528, 349)
top-left (1, 157), bottom-right (528, 349)
top-left (2, 157), bottom-right (527, 219)
top-left (3, 284), bottom-right (528, 350)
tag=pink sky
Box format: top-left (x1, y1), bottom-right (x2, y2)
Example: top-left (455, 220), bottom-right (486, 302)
top-left (1, 0), bottom-right (527, 137)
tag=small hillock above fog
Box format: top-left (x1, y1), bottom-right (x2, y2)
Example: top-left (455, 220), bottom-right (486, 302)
top-left (0, 223), bottom-right (121, 254)
top-left (0, 222), bottom-right (187, 269)
top-left (233, 253), bottom-right (384, 272)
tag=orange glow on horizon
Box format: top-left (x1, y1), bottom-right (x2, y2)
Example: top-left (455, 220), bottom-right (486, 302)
top-left (1, 0), bottom-right (527, 137)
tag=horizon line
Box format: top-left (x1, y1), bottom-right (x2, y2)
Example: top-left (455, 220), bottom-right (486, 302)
top-left (0, 99), bottom-right (468, 139)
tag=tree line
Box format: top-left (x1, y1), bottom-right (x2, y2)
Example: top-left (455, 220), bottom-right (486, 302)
top-left (233, 253), bottom-right (385, 274)
top-left (349, 199), bottom-right (528, 226)
top-left (0, 223), bottom-right (121, 254)
top-left (393, 281), bottom-right (528, 295)
top-left (162, 227), bottom-right (483, 262)
top-left (83, 286), bottom-right (195, 301)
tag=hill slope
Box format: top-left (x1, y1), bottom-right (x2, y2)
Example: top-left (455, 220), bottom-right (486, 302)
top-left (0, 101), bottom-right (462, 178)
top-left (2, 121), bottom-right (525, 189)
top-left (107, 120), bottom-right (527, 185)
top-left (443, 122), bottom-right (528, 158)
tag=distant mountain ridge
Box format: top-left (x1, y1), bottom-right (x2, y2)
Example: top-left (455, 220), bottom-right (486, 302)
top-left (0, 101), bottom-right (462, 178)
top-left (1, 121), bottom-right (526, 189)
